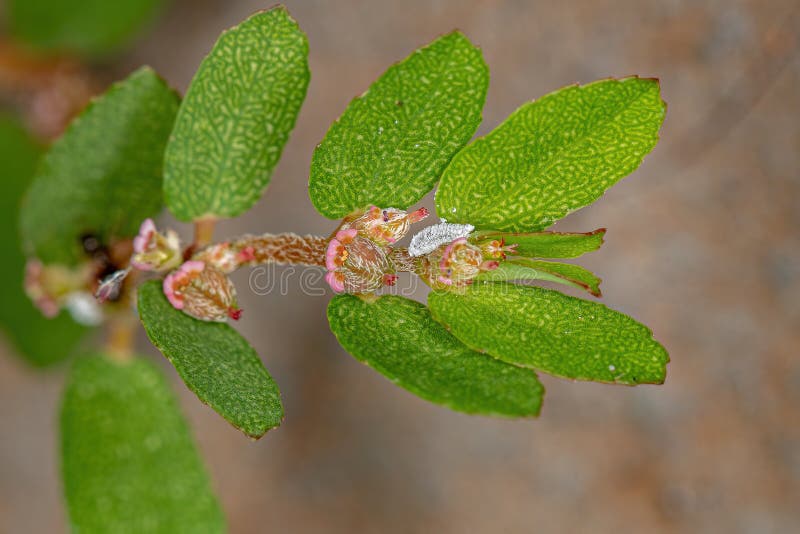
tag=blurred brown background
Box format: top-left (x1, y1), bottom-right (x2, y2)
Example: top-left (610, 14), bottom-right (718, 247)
top-left (2, 0), bottom-right (799, 532)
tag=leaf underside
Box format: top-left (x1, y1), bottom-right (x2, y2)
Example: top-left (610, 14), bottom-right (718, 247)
top-left (428, 283), bottom-right (668, 385)
top-left (477, 259), bottom-right (602, 297)
top-left (310, 31), bottom-right (489, 218)
top-left (164, 7), bottom-right (310, 221)
top-left (137, 281), bottom-right (283, 438)
top-left (61, 354), bottom-right (224, 533)
top-left (327, 294), bottom-right (543, 417)
top-left (436, 77), bottom-right (665, 231)
top-left (19, 66), bottom-right (179, 265)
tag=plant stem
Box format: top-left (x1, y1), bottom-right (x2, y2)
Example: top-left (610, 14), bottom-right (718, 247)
top-left (193, 218), bottom-right (216, 248)
top-left (105, 312), bottom-right (136, 363)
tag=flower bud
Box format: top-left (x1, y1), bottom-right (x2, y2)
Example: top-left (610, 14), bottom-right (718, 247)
top-left (343, 205), bottom-right (429, 246)
top-left (324, 228), bottom-right (392, 294)
top-left (163, 261), bottom-right (241, 322)
top-left (192, 242), bottom-right (255, 274)
top-left (423, 238), bottom-right (499, 289)
top-left (131, 218), bottom-right (182, 272)
top-left (478, 237), bottom-right (518, 260)
top-left (24, 259), bottom-right (93, 318)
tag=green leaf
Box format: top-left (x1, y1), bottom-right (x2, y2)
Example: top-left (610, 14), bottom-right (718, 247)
top-left (428, 283), bottom-right (668, 385)
top-left (19, 67), bottom-right (179, 266)
top-left (476, 259), bottom-right (602, 297)
top-left (7, 0), bottom-right (163, 58)
top-left (61, 354), bottom-right (224, 533)
top-left (0, 114), bottom-right (87, 366)
top-left (436, 77), bottom-right (665, 231)
top-left (137, 281), bottom-right (282, 437)
top-left (309, 31), bottom-right (488, 219)
top-left (164, 7), bottom-right (309, 221)
top-left (327, 294), bottom-right (543, 417)
top-left (473, 229), bottom-right (605, 258)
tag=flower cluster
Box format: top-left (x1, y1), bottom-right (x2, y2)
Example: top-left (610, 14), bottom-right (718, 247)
top-left (163, 261), bottom-right (241, 322)
top-left (424, 237), bottom-right (499, 289)
top-left (323, 205), bottom-right (428, 294)
top-left (131, 218), bottom-right (182, 272)
top-left (24, 259), bottom-right (103, 325)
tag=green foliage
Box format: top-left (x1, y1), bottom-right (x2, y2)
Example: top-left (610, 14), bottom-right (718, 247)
top-left (477, 260), bottom-right (602, 297)
top-left (328, 294), bottom-right (543, 417)
top-left (428, 283), bottom-right (668, 385)
top-left (0, 114), bottom-right (87, 366)
top-left (61, 354), bottom-right (224, 533)
top-left (436, 78), bottom-right (665, 231)
top-left (7, 0), bottom-right (163, 58)
top-left (137, 281), bottom-right (283, 438)
top-left (474, 229), bottom-right (606, 258)
top-left (164, 7), bottom-right (309, 221)
top-left (19, 67), bottom-right (179, 265)
top-left (309, 32), bottom-right (488, 218)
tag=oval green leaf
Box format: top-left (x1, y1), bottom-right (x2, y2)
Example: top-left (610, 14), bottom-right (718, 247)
top-left (327, 294), bottom-right (543, 417)
top-left (0, 114), bottom-right (87, 366)
top-left (61, 354), bottom-right (224, 533)
top-left (137, 280), bottom-right (283, 438)
top-left (436, 77), bottom-right (665, 231)
top-left (19, 67), bottom-right (179, 266)
top-left (164, 7), bottom-right (310, 221)
top-left (7, 0), bottom-right (163, 58)
top-left (309, 31), bottom-right (488, 219)
top-left (473, 229), bottom-right (605, 258)
top-left (428, 283), bottom-right (668, 385)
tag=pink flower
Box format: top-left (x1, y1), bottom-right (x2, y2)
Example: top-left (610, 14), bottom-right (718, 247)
top-left (342, 205), bottom-right (429, 246)
top-left (432, 238), bottom-right (498, 288)
top-left (131, 218), bottom-right (181, 272)
top-left (163, 260), bottom-right (205, 310)
top-left (163, 261), bottom-right (242, 322)
top-left (323, 227), bottom-right (393, 294)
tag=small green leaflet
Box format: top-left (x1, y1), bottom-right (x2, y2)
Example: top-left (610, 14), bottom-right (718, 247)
top-left (476, 259), bottom-right (602, 297)
top-left (428, 283), bottom-right (668, 385)
top-left (61, 354), bottom-right (224, 533)
top-left (327, 294), bottom-right (543, 417)
top-left (0, 114), bottom-right (87, 366)
top-left (437, 77), bottom-right (665, 232)
top-left (137, 281), bottom-right (283, 438)
top-left (309, 31), bottom-right (488, 219)
top-left (164, 7), bottom-right (309, 221)
top-left (7, 0), bottom-right (163, 57)
top-left (19, 67), bottom-right (179, 266)
top-left (472, 229), bottom-right (605, 258)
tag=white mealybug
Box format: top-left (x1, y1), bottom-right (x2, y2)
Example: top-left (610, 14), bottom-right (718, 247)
top-left (65, 292), bottom-right (105, 326)
top-left (408, 220), bottom-right (475, 257)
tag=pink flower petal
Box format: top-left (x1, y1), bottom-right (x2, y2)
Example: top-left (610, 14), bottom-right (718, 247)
top-left (325, 239), bottom-right (343, 270)
top-left (133, 218), bottom-right (156, 253)
top-left (162, 273), bottom-right (184, 309)
top-left (325, 271), bottom-right (346, 293)
top-left (335, 228), bottom-right (358, 242)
